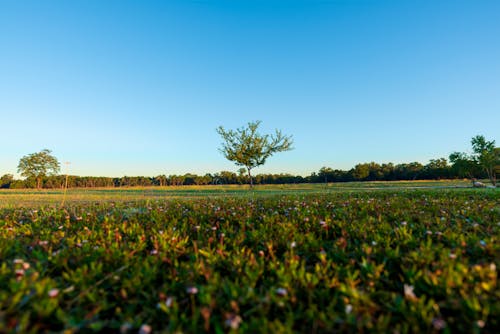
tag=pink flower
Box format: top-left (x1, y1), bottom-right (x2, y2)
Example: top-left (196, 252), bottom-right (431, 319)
top-left (139, 324), bottom-right (152, 334)
top-left (48, 289), bottom-right (59, 298)
top-left (225, 314), bottom-right (242, 329)
top-left (186, 286), bottom-right (198, 294)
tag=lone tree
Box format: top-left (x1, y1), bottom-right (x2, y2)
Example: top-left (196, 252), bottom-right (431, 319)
top-left (217, 121), bottom-right (293, 187)
top-left (17, 149), bottom-right (60, 189)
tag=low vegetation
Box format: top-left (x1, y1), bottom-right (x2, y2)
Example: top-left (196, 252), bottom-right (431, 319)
top-left (1, 186), bottom-right (498, 333)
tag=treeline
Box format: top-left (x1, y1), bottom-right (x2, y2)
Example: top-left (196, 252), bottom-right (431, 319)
top-left (0, 158), bottom-right (489, 189)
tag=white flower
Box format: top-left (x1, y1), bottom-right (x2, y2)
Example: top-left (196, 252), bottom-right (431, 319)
top-left (275, 288), bottom-right (287, 296)
top-left (345, 304), bottom-right (353, 314)
top-left (404, 284), bottom-right (417, 301)
top-left (290, 241), bottom-right (297, 248)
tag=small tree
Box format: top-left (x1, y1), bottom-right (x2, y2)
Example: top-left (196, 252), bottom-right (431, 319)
top-left (0, 174), bottom-right (14, 188)
top-left (471, 135), bottom-right (498, 186)
top-left (217, 121), bottom-right (293, 187)
top-left (17, 149), bottom-right (60, 189)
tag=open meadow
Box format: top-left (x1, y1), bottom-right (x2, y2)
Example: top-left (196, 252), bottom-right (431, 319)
top-left (0, 182), bottom-right (499, 333)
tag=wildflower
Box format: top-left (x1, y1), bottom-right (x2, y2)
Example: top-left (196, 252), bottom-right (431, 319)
top-left (400, 221), bottom-right (407, 226)
top-left (48, 289), bottom-right (59, 298)
top-left (432, 318), bottom-right (446, 330)
top-left (13, 259), bottom-right (24, 264)
top-left (120, 322), bottom-right (132, 334)
top-left (165, 296), bottom-right (173, 308)
top-left (476, 320), bottom-right (485, 328)
top-left (15, 269), bottom-right (25, 278)
top-left (345, 304), bottom-right (353, 314)
top-left (319, 220), bottom-right (326, 226)
top-left (224, 314), bottom-right (242, 329)
top-left (22, 262), bottom-right (30, 270)
top-left (371, 241), bottom-right (377, 246)
top-left (211, 226), bottom-right (217, 231)
top-left (150, 249), bottom-right (158, 255)
top-left (139, 324), bottom-right (152, 334)
top-left (479, 240), bottom-right (486, 247)
top-left (403, 284), bottom-right (417, 301)
top-left (425, 230), bottom-right (433, 235)
top-left (290, 241), bottom-right (296, 248)
top-left (276, 288), bottom-right (288, 296)
top-left (186, 286), bottom-right (198, 294)
top-left (38, 240), bottom-right (48, 246)
top-left (194, 225), bottom-right (201, 231)
top-left (449, 253), bottom-right (457, 259)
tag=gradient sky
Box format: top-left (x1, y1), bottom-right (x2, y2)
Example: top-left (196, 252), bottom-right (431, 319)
top-left (1, 0), bottom-right (499, 177)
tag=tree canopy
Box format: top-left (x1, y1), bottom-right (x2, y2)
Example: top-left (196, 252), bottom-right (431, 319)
top-left (217, 121), bottom-right (293, 187)
top-left (17, 149), bottom-right (60, 189)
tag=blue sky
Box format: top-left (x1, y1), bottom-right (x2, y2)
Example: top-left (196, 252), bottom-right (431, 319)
top-left (1, 0), bottom-right (499, 177)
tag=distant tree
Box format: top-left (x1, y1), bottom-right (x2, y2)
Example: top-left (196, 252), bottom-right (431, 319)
top-left (17, 149), bottom-right (60, 189)
top-left (0, 174), bottom-right (14, 188)
top-left (471, 135), bottom-right (498, 186)
top-left (449, 152), bottom-right (479, 179)
top-left (217, 121), bottom-right (293, 187)
top-left (423, 158), bottom-right (451, 179)
top-left (352, 163), bottom-right (370, 180)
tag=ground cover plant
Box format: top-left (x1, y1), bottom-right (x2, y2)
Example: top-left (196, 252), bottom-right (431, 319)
top-left (0, 187), bottom-right (498, 333)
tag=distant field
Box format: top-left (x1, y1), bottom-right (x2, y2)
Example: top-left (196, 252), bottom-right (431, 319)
top-left (1, 182), bottom-right (498, 332)
top-left (0, 180), bottom-right (478, 207)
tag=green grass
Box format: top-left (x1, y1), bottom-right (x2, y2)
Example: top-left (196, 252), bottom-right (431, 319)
top-left (0, 182), bottom-right (498, 333)
top-left (0, 180), bottom-right (474, 208)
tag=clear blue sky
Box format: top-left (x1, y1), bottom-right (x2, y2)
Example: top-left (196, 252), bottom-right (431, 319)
top-left (1, 0), bottom-right (499, 177)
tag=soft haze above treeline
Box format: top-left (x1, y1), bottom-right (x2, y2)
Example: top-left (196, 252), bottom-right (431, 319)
top-left (0, 158), bottom-right (491, 189)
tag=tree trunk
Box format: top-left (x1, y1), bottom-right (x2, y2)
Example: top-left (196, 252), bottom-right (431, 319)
top-left (37, 177), bottom-right (42, 189)
top-left (247, 167), bottom-right (253, 188)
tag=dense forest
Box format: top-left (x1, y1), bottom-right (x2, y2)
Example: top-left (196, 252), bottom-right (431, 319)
top-left (0, 158), bottom-right (491, 189)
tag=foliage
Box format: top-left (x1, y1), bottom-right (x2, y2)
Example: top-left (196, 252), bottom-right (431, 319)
top-left (449, 135), bottom-right (499, 186)
top-left (0, 188), bottom-right (498, 333)
top-left (471, 135), bottom-right (498, 186)
top-left (217, 121), bottom-right (293, 187)
top-left (17, 149), bottom-right (60, 189)
top-left (0, 174), bottom-right (14, 189)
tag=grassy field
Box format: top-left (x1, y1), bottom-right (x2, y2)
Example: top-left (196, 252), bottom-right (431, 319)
top-left (0, 180), bottom-right (475, 208)
top-left (0, 182), bottom-right (498, 333)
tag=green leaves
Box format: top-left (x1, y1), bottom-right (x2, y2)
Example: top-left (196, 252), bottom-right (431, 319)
top-left (0, 189), bottom-right (498, 332)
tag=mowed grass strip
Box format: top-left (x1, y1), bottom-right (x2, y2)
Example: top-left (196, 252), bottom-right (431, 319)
top-left (0, 188), bottom-right (498, 333)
